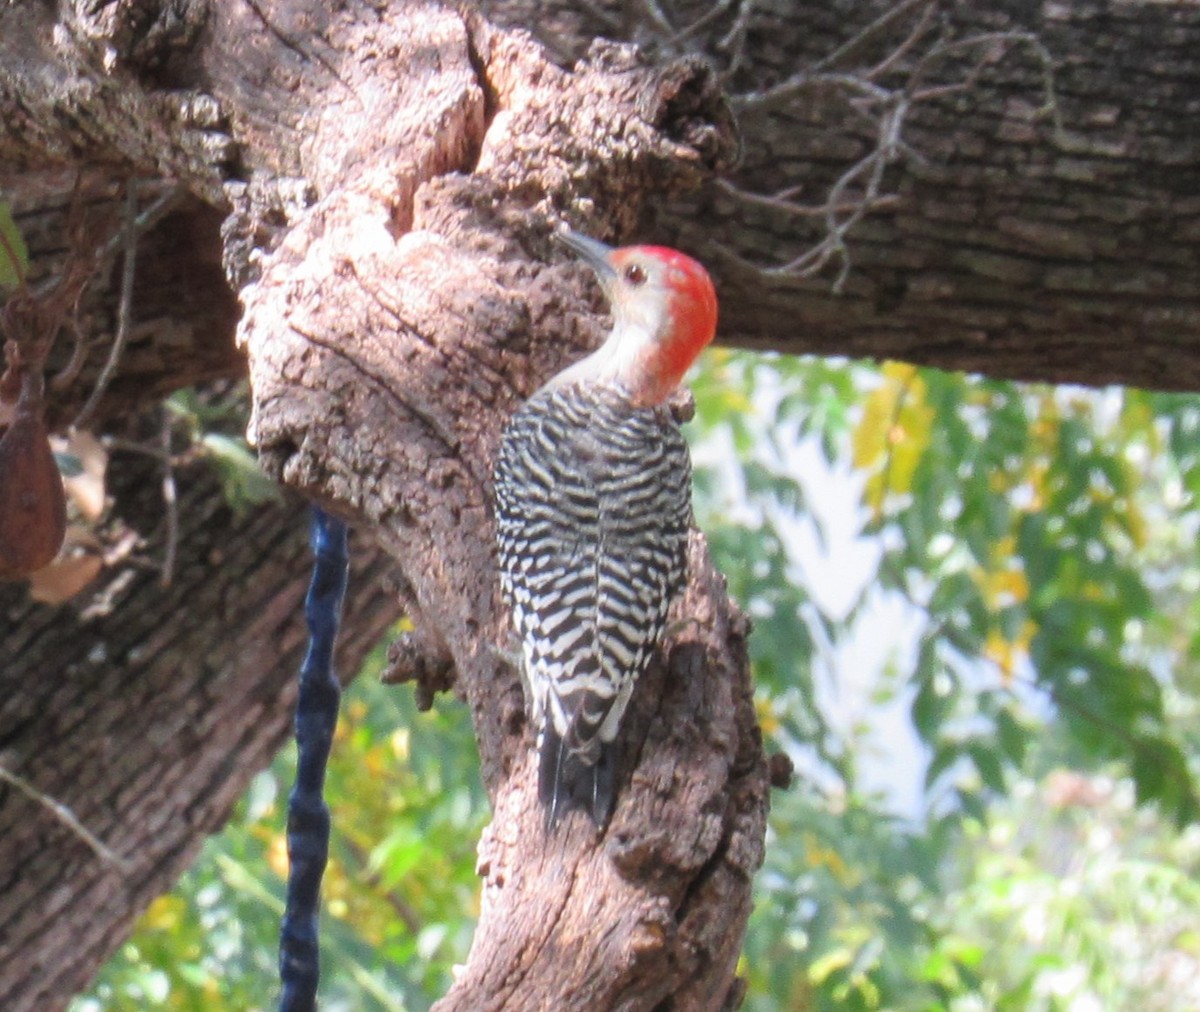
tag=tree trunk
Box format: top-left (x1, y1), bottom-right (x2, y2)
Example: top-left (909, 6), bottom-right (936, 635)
top-left (233, 7), bottom-right (760, 1006)
top-left (0, 442), bottom-right (400, 1012)
top-left (2, 0), bottom-right (1198, 1007)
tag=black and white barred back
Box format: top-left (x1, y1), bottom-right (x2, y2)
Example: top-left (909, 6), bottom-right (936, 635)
top-left (494, 381), bottom-right (692, 828)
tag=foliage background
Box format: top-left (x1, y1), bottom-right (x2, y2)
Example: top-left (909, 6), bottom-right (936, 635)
top-left (76, 351), bottom-right (1200, 1011)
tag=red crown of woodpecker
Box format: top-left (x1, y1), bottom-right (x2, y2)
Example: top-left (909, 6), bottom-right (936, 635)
top-left (555, 230), bottom-right (718, 406)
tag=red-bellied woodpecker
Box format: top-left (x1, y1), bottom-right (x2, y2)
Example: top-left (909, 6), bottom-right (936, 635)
top-left (494, 229), bottom-right (718, 829)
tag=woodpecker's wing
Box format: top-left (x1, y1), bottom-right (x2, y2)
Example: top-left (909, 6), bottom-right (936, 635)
top-left (494, 386), bottom-right (691, 822)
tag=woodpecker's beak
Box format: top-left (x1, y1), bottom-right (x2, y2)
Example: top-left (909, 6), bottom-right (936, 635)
top-left (555, 229), bottom-right (617, 287)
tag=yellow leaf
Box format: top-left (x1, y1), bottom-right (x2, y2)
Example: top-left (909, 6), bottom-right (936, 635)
top-left (983, 629), bottom-right (1014, 679)
top-left (881, 360), bottom-right (919, 384)
top-left (853, 363), bottom-right (933, 505)
top-left (143, 894), bottom-right (186, 932)
top-left (802, 831), bottom-right (857, 886)
top-left (1124, 500), bottom-right (1147, 548)
top-left (267, 832), bottom-right (289, 879)
top-left (982, 620), bottom-right (1037, 683)
top-left (809, 947), bottom-right (854, 985)
top-left (754, 696), bottom-right (781, 735)
top-left (1031, 396), bottom-right (1060, 451)
top-left (864, 468), bottom-right (886, 518)
top-left (853, 385), bottom-right (893, 470)
top-left (886, 427), bottom-right (925, 495)
top-left (888, 379), bottom-right (933, 494)
top-left (977, 567), bottom-right (1029, 607)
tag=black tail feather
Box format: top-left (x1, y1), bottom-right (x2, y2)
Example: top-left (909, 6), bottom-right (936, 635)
top-left (539, 725), bottom-right (618, 831)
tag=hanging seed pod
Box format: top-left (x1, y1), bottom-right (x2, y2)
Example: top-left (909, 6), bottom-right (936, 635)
top-left (0, 369), bottom-right (67, 579)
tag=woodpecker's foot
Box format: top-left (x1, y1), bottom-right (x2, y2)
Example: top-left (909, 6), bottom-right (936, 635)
top-left (490, 633), bottom-right (532, 713)
top-left (489, 632), bottom-right (523, 672)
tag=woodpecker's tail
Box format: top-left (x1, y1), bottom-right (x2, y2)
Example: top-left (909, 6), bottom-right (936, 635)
top-left (538, 725), bottom-right (617, 831)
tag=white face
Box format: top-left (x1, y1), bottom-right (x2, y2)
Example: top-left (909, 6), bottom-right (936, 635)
top-left (605, 254), bottom-right (673, 345)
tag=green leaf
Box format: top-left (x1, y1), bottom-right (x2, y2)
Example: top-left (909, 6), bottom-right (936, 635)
top-left (911, 653), bottom-right (951, 742)
top-left (0, 201), bottom-right (28, 290)
top-left (925, 744), bottom-right (960, 790)
top-left (968, 744), bottom-right (1007, 794)
top-left (994, 709), bottom-right (1029, 767)
top-left (200, 432), bottom-right (283, 512)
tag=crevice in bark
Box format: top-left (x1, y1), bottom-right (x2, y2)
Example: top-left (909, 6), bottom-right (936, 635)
top-left (462, 13), bottom-right (503, 174)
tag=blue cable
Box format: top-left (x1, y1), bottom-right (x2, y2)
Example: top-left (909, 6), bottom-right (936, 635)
top-left (278, 508), bottom-right (349, 1011)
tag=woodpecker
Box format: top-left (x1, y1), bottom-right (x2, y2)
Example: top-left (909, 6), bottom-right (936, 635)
top-left (493, 229), bottom-right (718, 829)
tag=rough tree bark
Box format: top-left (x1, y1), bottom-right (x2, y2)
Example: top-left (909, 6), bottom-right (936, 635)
top-left (0, 447), bottom-right (401, 1010)
top-left (234, 8), bottom-right (760, 1007)
top-left (1, 0), bottom-right (1198, 1008)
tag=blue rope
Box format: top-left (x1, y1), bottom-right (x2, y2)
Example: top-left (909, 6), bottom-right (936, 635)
top-left (278, 508), bottom-right (349, 1011)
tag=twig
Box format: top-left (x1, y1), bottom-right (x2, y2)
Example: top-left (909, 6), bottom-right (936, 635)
top-left (31, 182), bottom-right (181, 303)
top-left (747, 97), bottom-right (904, 290)
top-left (575, 0), bottom-right (622, 32)
top-left (0, 761), bottom-right (130, 871)
top-left (73, 181), bottom-right (139, 430)
top-left (50, 316), bottom-right (90, 392)
top-left (733, 71), bottom-right (891, 115)
top-left (670, 0), bottom-right (737, 49)
top-left (160, 406), bottom-right (179, 587)
top-left (722, 14), bottom-right (1061, 285)
top-left (716, 177), bottom-right (900, 219)
top-left (103, 432), bottom-right (205, 464)
top-left (718, 0), bottom-right (758, 78)
top-left (0, 217), bottom-right (27, 288)
top-left (865, 2), bottom-right (937, 81)
top-left (908, 30), bottom-right (1062, 133)
top-left (625, 0), bottom-right (675, 38)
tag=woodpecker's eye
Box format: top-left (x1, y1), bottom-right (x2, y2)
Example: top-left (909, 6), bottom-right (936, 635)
top-left (623, 263), bottom-right (647, 287)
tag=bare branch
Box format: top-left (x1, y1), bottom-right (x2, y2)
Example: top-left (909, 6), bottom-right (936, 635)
top-left (718, 0), bottom-right (759, 78)
top-left (625, 0), bottom-right (676, 39)
top-left (733, 71), bottom-right (891, 116)
top-left (0, 761), bottom-right (129, 871)
top-left (574, 0), bottom-right (622, 32)
top-left (670, 0), bottom-right (737, 50)
top-left (719, 14), bottom-right (1061, 286)
top-left (907, 30), bottom-right (1063, 133)
top-left (814, 0), bottom-right (934, 74)
top-left (73, 181), bottom-right (139, 430)
top-left (865, 1), bottom-right (937, 81)
top-left (715, 177), bottom-right (900, 219)
top-left (159, 406), bottom-right (179, 587)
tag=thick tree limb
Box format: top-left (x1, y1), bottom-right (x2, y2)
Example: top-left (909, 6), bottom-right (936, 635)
top-left (235, 7), bottom-right (759, 1006)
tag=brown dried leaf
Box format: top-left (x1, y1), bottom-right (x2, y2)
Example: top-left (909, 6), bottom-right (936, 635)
top-left (0, 395), bottom-right (67, 579)
top-left (28, 551), bottom-right (103, 604)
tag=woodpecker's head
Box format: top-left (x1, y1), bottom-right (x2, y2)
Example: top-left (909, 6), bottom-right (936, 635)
top-left (555, 229), bottom-right (718, 406)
